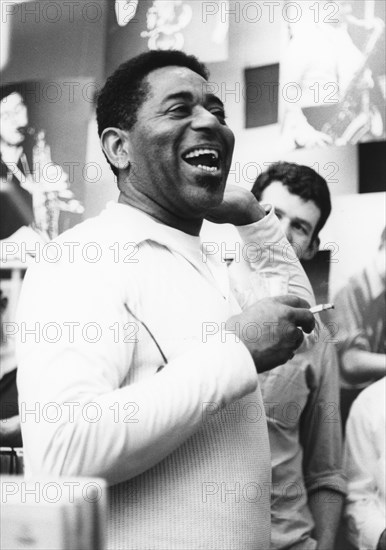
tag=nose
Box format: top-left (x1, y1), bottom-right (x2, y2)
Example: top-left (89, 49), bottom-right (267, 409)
top-left (190, 106), bottom-right (221, 131)
top-left (15, 108), bottom-right (28, 129)
top-left (280, 218), bottom-right (293, 243)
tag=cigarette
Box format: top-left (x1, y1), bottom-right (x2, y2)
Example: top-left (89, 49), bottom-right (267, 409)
top-left (310, 303), bottom-right (335, 314)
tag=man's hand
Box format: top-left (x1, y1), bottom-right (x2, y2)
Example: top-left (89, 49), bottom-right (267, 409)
top-left (205, 184), bottom-right (266, 226)
top-left (226, 295), bottom-right (315, 373)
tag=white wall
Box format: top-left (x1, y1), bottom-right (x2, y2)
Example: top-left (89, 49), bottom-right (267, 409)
top-left (320, 191), bottom-right (386, 297)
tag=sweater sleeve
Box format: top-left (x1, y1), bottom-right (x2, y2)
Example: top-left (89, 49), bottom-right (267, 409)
top-left (230, 206), bottom-right (317, 352)
top-left (16, 259), bottom-right (258, 486)
top-left (234, 206), bottom-right (316, 308)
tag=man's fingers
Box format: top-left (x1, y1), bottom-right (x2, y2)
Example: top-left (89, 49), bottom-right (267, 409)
top-left (292, 327), bottom-right (305, 349)
top-left (292, 309), bottom-right (315, 334)
top-left (274, 294), bottom-right (311, 310)
top-left (274, 295), bottom-right (315, 333)
top-left (282, 325), bottom-right (304, 350)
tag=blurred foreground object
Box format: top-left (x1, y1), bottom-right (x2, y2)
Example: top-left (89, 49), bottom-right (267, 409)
top-left (0, 476), bottom-right (107, 550)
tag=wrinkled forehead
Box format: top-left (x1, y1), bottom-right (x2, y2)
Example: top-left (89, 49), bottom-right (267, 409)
top-left (143, 66), bottom-right (224, 113)
top-left (0, 92), bottom-right (25, 115)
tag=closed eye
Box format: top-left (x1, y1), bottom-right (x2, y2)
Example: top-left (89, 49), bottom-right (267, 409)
top-left (168, 104), bottom-right (191, 117)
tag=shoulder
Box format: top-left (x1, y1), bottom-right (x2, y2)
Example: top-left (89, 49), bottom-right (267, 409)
top-left (55, 206), bottom-right (146, 248)
top-left (38, 204), bottom-right (153, 270)
top-left (355, 377), bottom-right (385, 404)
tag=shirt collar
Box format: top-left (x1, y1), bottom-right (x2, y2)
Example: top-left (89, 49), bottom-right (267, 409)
top-left (101, 201), bottom-right (204, 261)
top-left (100, 202), bottom-right (229, 298)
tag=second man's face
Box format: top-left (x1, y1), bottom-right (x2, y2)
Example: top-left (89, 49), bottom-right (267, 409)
top-left (261, 181), bottom-right (321, 260)
top-left (125, 65), bottom-right (235, 220)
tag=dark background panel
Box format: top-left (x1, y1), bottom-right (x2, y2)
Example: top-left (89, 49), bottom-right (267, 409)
top-left (245, 64), bottom-right (279, 129)
top-left (359, 140), bottom-right (386, 193)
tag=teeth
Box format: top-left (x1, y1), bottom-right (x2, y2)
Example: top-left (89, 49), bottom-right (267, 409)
top-left (197, 165), bottom-right (217, 172)
top-left (184, 148), bottom-right (219, 160)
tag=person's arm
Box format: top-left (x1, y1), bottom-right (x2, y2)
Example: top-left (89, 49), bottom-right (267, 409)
top-left (344, 393), bottom-right (386, 550)
top-left (300, 343), bottom-right (346, 549)
top-left (334, 281), bottom-right (385, 384)
top-left (205, 185), bottom-right (315, 308)
top-left (16, 259), bottom-right (258, 486)
top-left (236, 205), bottom-right (315, 307)
top-left (341, 349), bottom-right (386, 383)
top-left (308, 489), bottom-right (344, 550)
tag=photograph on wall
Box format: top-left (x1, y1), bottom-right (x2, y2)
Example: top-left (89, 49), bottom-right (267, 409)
top-left (106, 0), bottom-right (229, 74)
top-left (279, 0), bottom-right (386, 150)
top-left (0, 80), bottom-right (85, 406)
top-left (0, 80), bottom-right (84, 243)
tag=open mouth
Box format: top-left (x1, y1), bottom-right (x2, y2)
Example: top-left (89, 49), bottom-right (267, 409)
top-left (182, 147), bottom-right (221, 173)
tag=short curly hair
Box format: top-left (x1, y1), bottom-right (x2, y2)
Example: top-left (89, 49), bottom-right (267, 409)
top-left (252, 162), bottom-right (331, 241)
top-left (96, 50), bottom-right (209, 175)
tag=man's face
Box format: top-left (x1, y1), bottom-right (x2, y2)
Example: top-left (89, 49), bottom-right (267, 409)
top-left (125, 66), bottom-right (235, 219)
top-left (261, 181), bottom-right (321, 260)
top-left (0, 92), bottom-right (28, 147)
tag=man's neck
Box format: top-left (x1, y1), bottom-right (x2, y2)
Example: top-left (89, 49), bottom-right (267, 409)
top-left (118, 190), bottom-right (203, 237)
top-left (0, 143), bottom-right (23, 166)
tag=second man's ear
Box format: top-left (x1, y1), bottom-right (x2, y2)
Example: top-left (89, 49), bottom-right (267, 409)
top-left (100, 127), bottom-right (131, 171)
top-left (303, 236), bottom-right (320, 261)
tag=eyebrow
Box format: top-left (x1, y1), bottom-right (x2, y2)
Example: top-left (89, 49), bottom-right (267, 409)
top-left (293, 217), bottom-right (313, 233)
top-left (163, 91), bottom-right (225, 109)
top-left (275, 208), bottom-right (313, 233)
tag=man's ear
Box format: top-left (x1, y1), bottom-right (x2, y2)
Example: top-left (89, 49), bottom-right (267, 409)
top-left (100, 127), bottom-right (131, 172)
top-left (303, 236), bottom-right (320, 260)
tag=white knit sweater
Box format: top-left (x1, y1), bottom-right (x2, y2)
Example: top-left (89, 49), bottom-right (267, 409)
top-left (16, 202), bottom-right (314, 549)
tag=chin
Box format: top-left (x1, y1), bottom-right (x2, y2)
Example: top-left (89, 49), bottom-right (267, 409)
top-left (9, 136), bottom-right (25, 146)
top-left (197, 171), bottom-right (224, 188)
top-left (195, 177), bottom-right (226, 204)
top-left (186, 185), bottom-right (224, 214)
